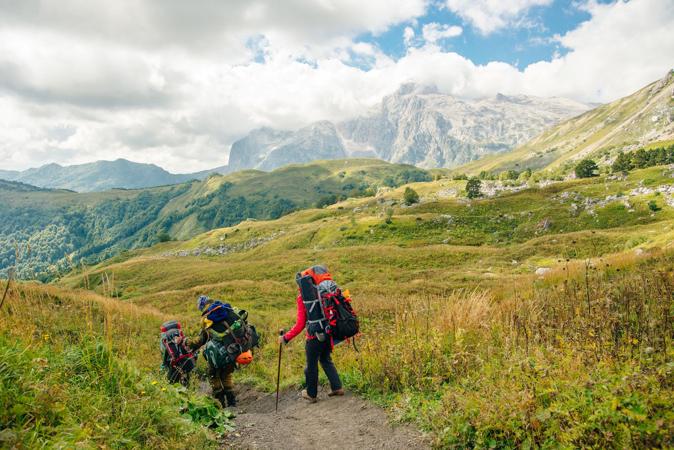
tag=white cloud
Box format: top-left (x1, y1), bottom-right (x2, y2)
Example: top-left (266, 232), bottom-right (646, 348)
top-left (519, 0), bottom-right (674, 101)
top-left (0, 0), bottom-right (427, 171)
top-left (445, 0), bottom-right (552, 35)
top-left (403, 26), bottom-right (416, 47)
top-left (0, 0), bottom-right (672, 172)
top-left (421, 23), bottom-right (463, 44)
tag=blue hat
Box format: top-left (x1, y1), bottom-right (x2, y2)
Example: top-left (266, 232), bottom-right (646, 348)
top-left (197, 295), bottom-right (210, 311)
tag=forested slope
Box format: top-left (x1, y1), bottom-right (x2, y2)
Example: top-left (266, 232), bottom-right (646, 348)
top-left (0, 159), bottom-right (429, 280)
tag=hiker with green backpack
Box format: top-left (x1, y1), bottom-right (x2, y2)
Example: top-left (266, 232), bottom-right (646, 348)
top-left (187, 295), bottom-right (259, 408)
top-left (278, 265), bottom-right (359, 403)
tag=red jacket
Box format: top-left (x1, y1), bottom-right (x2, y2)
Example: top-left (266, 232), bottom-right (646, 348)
top-left (283, 295), bottom-right (315, 342)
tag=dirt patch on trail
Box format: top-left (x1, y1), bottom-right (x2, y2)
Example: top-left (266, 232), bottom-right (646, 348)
top-left (221, 385), bottom-right (430, 449)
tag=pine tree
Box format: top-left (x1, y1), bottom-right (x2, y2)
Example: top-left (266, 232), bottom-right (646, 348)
top-left (612, 152), bottom-right (633, 174)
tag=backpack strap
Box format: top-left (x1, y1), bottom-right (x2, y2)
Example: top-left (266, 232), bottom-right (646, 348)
top-left (171, 352), bottom-right (195, 367)
top-left (304, 297), bottom-right (323, 314)
top-left (305, 296), bottom-right (328, 328)
top-left (221, 317), bottom-right (242, 345)
top-left (162, 338), bottom-right (176, 360)
top-left (351, 336), bottom-right (360, 353)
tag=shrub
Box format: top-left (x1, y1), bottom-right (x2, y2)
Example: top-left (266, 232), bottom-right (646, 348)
top-left (384, 208), bottom-right (394, 224)
top-left (466, 177), bottom-right (482, 199)
top-left (478, 171), bottom-right (495, 180)
top-left (574, 159), bottom-right (599, 178)
top-left (648, 200), bottom-right (661, 212)
top-left (517, 168), bottom-right (532, 181)
top-left (403, 187), bottom-right (420, 205)
top-left (316, 194), bottom-right (338, 209)
top-left (499, 169), bottom-right (519, 181)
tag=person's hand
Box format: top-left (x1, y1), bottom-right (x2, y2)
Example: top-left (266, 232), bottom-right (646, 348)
top-left (278, 335), bottom-right (286, 345)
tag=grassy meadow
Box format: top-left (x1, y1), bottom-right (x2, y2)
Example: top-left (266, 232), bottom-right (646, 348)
top-left (0, 282), bottom-right (237, 448)
top-left (44, 164), bottom-right (674, 448)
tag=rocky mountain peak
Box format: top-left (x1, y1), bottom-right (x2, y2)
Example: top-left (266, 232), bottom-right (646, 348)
top-left (226, 83), bottom-right (591, 171)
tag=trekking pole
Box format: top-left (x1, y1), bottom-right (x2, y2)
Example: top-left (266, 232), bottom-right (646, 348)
top-left (0, 268), bottom-right (14, 312)
top-left (275, 329), bottom-right (284, 413)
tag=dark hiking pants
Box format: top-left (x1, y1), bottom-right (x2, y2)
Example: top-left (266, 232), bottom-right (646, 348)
top-left (208, 363), bottom-right (235, 396)
top-left (304, 338), bottom-right (342, 398)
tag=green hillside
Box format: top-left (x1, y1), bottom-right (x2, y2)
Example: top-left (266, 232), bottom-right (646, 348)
top-left (458, 71), bottom-right (674, 176)
top-left (54, 164), bottom-right (674, 448)
top-left (0, 159), bottom-right (430, 280)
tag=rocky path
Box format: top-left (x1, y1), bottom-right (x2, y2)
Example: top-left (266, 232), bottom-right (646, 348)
top-left (221, 386), bottom-right (429, 449)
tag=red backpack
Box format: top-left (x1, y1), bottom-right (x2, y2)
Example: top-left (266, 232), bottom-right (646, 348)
top-left (160, 321), bottom-right (196, 385)
top-left (296, 266), bottom-right (359, 344)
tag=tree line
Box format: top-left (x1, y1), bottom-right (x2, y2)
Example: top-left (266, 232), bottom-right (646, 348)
top-left (611, 144), bottom-right (674, 174)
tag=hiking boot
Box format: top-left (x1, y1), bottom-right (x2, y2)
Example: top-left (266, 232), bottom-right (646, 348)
top-left (301, 389), bottom-right (317, 403)
top-left (225, 391), bottom-right (237, 407)
top-left (215, 392), bottom-right (227, 408)
top-left (328, 388), bottom-right (345, 397)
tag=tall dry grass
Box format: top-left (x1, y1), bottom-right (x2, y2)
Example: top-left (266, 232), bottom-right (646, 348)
top-left (0, 282), bottom-right (169, 365)
top-left (331, 251), bottom-right (673, 448)
top-left (342, 289), bottom-right (499, 392)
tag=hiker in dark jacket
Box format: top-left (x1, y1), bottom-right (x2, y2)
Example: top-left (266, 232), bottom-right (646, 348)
top-left (279, 290), bottom-right (344, 403)
top-left (188, 296), bottom-right (238, 407)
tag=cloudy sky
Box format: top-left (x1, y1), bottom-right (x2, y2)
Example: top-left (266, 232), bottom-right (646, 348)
top-left (0, 0), bottom-right (672, 173)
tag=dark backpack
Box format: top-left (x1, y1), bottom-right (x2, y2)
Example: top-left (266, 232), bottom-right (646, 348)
top-left (160, 320), bottom-right (196, 384)
top-left (331, 291), bottom-right (359, 342)
top-left (202, 302), bottom-right (260, 369)
top-left (296, 265), bottom-right (359, 343)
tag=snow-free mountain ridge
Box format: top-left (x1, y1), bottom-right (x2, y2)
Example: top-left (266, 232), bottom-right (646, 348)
top-left (0, 159), bottom-right (229, 192)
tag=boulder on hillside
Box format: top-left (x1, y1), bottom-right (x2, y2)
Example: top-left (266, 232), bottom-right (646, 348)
top-left (535, 267), bottom-right (552, 276)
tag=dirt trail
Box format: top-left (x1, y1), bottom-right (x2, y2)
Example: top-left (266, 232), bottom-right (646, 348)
top-left (221, 386), bottom-right (430, 449)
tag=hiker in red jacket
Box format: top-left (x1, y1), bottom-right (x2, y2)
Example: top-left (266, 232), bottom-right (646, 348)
top-left (279, 268), bottom-right (345, 403)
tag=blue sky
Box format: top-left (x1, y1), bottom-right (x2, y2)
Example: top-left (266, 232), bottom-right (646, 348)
top-left (358, 1), bottom-right (613, 69)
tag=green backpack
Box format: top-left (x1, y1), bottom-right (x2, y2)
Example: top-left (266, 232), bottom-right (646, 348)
top-left (202, 308), bottom-right (259, 368)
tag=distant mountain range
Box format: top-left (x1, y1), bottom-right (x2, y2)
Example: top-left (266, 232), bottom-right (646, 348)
top-left (459, 70), bottom-right (674, 174)
top-left (0, 159), bottom-right (229, 192)
top-left (2, 85), bottom-right (589, 192)
top-left (11, 74), bottom-right (674, 191)
top-left (228, 83), bottom-right (591, 172)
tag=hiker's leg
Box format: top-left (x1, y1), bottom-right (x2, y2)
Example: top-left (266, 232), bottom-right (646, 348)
top-left (222, 364), bottom-right (236, 407)
top-left (209, 365), bottom-right (227, 407)
top-left (167, 367), bottom-right (179, 384)
top-left (318, 341), bottom-right (342, 391)
top-left (304, 339), bottom-right (321, 398)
